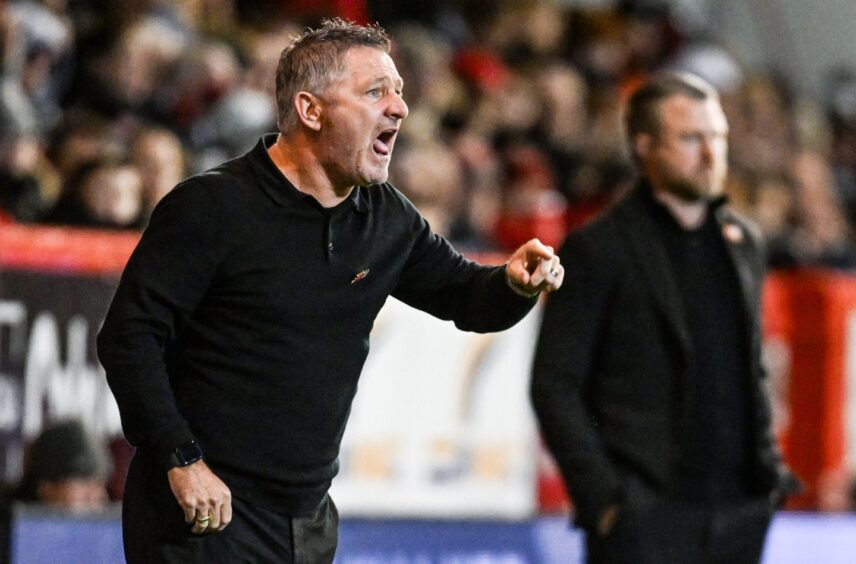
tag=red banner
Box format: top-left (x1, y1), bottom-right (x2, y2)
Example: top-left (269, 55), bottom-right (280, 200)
top-left (764, 271), bottom-right (856, 510)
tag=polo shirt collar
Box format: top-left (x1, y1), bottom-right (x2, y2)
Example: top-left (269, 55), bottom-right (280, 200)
top-left (247, 134), bottom-right (371, 213)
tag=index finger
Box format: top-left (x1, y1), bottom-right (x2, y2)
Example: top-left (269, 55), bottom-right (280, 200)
top-left (524, 239), bottom-right (555, 262)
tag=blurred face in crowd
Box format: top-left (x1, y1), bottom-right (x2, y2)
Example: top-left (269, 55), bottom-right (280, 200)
top-left (38, 477), bottom-right (108, 513)
top-left (313, 46), bottom-right (408, 188)
top-left (0, 136), bottom-right (41, 175)
top-left (132, 130), bottom-right (185, 214)
top-left (81, 164), bottom-right (143, 227)
top-left (637, 94), bottom-right (729, 201)
top-left (391, 141), bottom-right (462, 237)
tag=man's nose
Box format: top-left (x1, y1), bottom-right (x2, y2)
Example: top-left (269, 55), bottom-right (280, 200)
top-left (700, 137), bottom-right (715, 164)
top-left (387, 94), bottom-right (408, 121)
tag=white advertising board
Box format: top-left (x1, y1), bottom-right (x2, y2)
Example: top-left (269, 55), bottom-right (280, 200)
top-left (330, 298), bottom-right (542, 518)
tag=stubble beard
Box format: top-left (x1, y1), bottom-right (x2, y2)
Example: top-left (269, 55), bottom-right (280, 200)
top-left (363, 161), bottom-right (390, 186)
top-left (664, 171), bottom-right (725, 203)
top-left (364, 151), bottom-right (392, 185)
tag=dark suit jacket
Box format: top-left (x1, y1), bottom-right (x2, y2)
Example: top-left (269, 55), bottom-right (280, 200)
top-left (531, 184), bottom-right (794, 532)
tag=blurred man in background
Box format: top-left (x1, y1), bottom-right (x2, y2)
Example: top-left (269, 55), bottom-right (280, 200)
top-left (17, 419), bottom-right (110, 513)
top-left (532, 72), bottom-right (797, 564)
top-left (98, 18), bottom-right (563, 564)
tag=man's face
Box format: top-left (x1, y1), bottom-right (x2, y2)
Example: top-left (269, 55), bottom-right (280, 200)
top-left (317, 46), bottom-right (408, 188)
top-left (637, 94), bottom-right (729, 201)
top-left (38, 477), bottom-right (108, 513)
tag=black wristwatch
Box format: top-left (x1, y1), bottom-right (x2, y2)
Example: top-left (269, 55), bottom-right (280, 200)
top-left (167, 440), bottom-right (204, 469)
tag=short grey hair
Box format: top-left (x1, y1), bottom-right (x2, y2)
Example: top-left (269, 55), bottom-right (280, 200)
top-left (275, 18), bottom-right (391, 134)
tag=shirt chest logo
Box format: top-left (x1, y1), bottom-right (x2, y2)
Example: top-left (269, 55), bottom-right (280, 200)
top-left (722, 223), bottom-right (744, 244)
top-left (351, 269), bottom-right (370, 284)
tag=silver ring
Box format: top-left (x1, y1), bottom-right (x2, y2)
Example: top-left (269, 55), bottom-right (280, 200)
top-left (550, 268), bottom-right (560, 277)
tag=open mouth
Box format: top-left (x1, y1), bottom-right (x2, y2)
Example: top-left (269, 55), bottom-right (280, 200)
top-left (372, 128), bottom-right (397, 156)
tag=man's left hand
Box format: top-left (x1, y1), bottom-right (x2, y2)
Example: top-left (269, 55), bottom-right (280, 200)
top-left (505, 238), bottom-right (564, 297)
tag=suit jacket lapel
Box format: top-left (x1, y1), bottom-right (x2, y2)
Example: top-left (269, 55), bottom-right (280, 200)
top-left (614, 188), bottom-right (692, 361)
top-left (715, 207), bottom-right (761, 348)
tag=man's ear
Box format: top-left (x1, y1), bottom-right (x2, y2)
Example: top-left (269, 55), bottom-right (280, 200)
top-left (634, 133), bottom-right (653, 159)
top-left (294, 92), bottom-right (323, 131)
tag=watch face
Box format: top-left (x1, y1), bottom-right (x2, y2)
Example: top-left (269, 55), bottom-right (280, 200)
top-left (175, 442), bottom-right (203, 466)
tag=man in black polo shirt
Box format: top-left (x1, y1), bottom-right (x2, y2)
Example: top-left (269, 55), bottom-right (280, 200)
top-left (531, 72), bottom-right (797, 564)
top-left (97, 18), bottom-right (565, 564)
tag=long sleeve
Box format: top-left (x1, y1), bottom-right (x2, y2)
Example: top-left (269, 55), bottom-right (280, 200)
top-left (530, 229), bottom-right (623, 530)
top-left (97, 179), bottom-right (222, 463)
top-left (392, 208), bottom-right (536, 333)
top-left (746, 230), bottom-right (801, 497)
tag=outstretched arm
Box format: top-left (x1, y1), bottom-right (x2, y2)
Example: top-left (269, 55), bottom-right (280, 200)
top-left (392, 204), bottom-right (562, 331)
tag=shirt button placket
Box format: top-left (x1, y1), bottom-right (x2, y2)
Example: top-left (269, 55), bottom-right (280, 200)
top-left (326, 218), bottom-right (334, 259)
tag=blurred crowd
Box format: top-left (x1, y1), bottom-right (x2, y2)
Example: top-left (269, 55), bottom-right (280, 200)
top-left (1, 0), bottom-right (855, 271)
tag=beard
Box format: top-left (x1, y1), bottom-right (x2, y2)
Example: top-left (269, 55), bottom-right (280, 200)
top-left (663, 173), bottom-right (724, 203)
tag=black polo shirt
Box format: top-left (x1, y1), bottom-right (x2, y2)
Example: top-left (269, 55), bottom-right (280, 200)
top-left (98, 134), bottom-right (536, 515)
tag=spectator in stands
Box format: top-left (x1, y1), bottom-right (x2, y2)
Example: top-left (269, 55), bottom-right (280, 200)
top-left (493, 142), bottom-right (569, 251)
top-left (471, 75), bottom-right (542, 141)
top-left (777, 150), bottom-right (856, 269)
top-left (730, 74), bottom-right (795, 178)
top-left (47, 110), bottom-right (123, 182)
top-left (389, 139), bottom-right (463, 241)
top-left (131, 127), bottom-right (186, 219)
top-left (46, 158), bottom-right (143, 229)
top-left (446, 128), bottom-right (504, 251)
top-left (180, 40), bottom-right (279, 167)
top-left (0, 111), bottom-right (60, 223)
top-left (562, 155), bottom-right (635, 232)
top-left (243, 24), bottom-right (302, 113)
top-left (535, 62), bottom-right (589, 196)
top-left (72, 15), bottom-right (186, 121)
top-left (828, 68), bottom-right (856, 226)
top-left (98, 18), bottom-right (563, 563)
top-left (17, 420), bottom-right (111, 513)
top-left (388, 23), bottom-right (465, 147)
top-left (168, 40), bottom-right (241, 132)
top-left (532, 72), bottom-right (798, 564)
top-left (0, 4), bottom-right (60, 223)
top-left (8, 0), bottom-right (75, 132)
top-left (584, 84), bottom-right (627, 161)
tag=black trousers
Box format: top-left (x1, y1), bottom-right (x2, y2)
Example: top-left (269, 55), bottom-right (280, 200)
top-left (122, 452), bottom-right (338, 563)
top-left (586, 497), bottom-right (774, 564)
